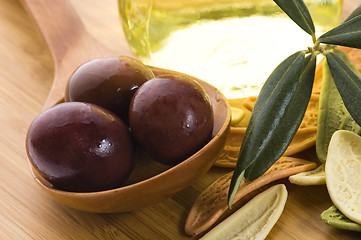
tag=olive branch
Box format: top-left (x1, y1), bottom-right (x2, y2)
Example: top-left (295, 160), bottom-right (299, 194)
top-left (228, 0), bottom-right (361, 207)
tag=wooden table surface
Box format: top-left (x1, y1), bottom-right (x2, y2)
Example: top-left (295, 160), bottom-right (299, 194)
top-left (1, 0), bottom-right (361, 239)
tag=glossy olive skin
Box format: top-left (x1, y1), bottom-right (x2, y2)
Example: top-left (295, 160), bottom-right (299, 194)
top-left (26, 102), bottom-right (134, 192)
top-left (65, 56), bottom-right (155, 123)
top-left (129, 77), bottom-right (214, 165)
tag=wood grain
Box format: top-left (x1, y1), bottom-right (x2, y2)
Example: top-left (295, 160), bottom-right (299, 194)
top-left (0, 0), bottom-right (360, 239)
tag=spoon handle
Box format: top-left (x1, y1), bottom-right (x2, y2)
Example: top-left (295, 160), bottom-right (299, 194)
top-left (20, 0), bottom-right (131, 109)
top-left (20, 0), bottom-right (94, 63)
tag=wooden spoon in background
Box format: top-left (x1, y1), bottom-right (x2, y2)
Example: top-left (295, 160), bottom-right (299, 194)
top-left (20, 0), bottom-right (135, 110)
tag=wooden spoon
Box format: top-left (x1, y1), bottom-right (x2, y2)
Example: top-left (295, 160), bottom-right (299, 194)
top-left (20, 0), bottom-right (134, 109)
top-left (21, 0), bottom-right (232, 213)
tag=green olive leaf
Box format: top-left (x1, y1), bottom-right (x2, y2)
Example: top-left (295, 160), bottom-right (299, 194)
top-left (227, 51), bottom-right (315, 207)
top-left (244, 53), bottom-right (316, 180)
top-left (326, 51), bottom-right (361, 127)
top-left (319, 6), bottom-right (361, 49)
top-left (316, 49), bottom-right (361, 163)
top-left (273, 0), bottom-right (315, 38)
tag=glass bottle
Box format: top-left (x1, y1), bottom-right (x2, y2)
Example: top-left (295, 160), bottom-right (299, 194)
top-left (119, 0), bottom-right (343, 98)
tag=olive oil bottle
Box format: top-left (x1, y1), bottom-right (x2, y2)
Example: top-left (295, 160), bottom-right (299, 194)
top-left (119, 0), bottom-right (343, 98)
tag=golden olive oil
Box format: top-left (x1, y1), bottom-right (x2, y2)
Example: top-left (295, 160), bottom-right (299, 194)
top-left (119, 0), bottom-right (343, 98)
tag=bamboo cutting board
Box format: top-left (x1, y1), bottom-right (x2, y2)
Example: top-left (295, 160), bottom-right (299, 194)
top-left (1, 0), bottom-right (361, 239)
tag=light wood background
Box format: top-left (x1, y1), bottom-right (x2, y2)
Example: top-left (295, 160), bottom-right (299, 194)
top-left (1, 0), bottom-right (361, 239)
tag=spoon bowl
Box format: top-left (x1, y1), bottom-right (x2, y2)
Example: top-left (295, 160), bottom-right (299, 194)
top-left (22, 0), bottom-right (231, 212)
top-left (29, 68), bottom-right (231, 212)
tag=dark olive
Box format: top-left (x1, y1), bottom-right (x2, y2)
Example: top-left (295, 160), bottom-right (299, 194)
top-left (65, 56), bottom-right (155, 123)
top-left (129, 77), bottom-right (214, 165)
top-left (26, 102), bottom-right (134, 192)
